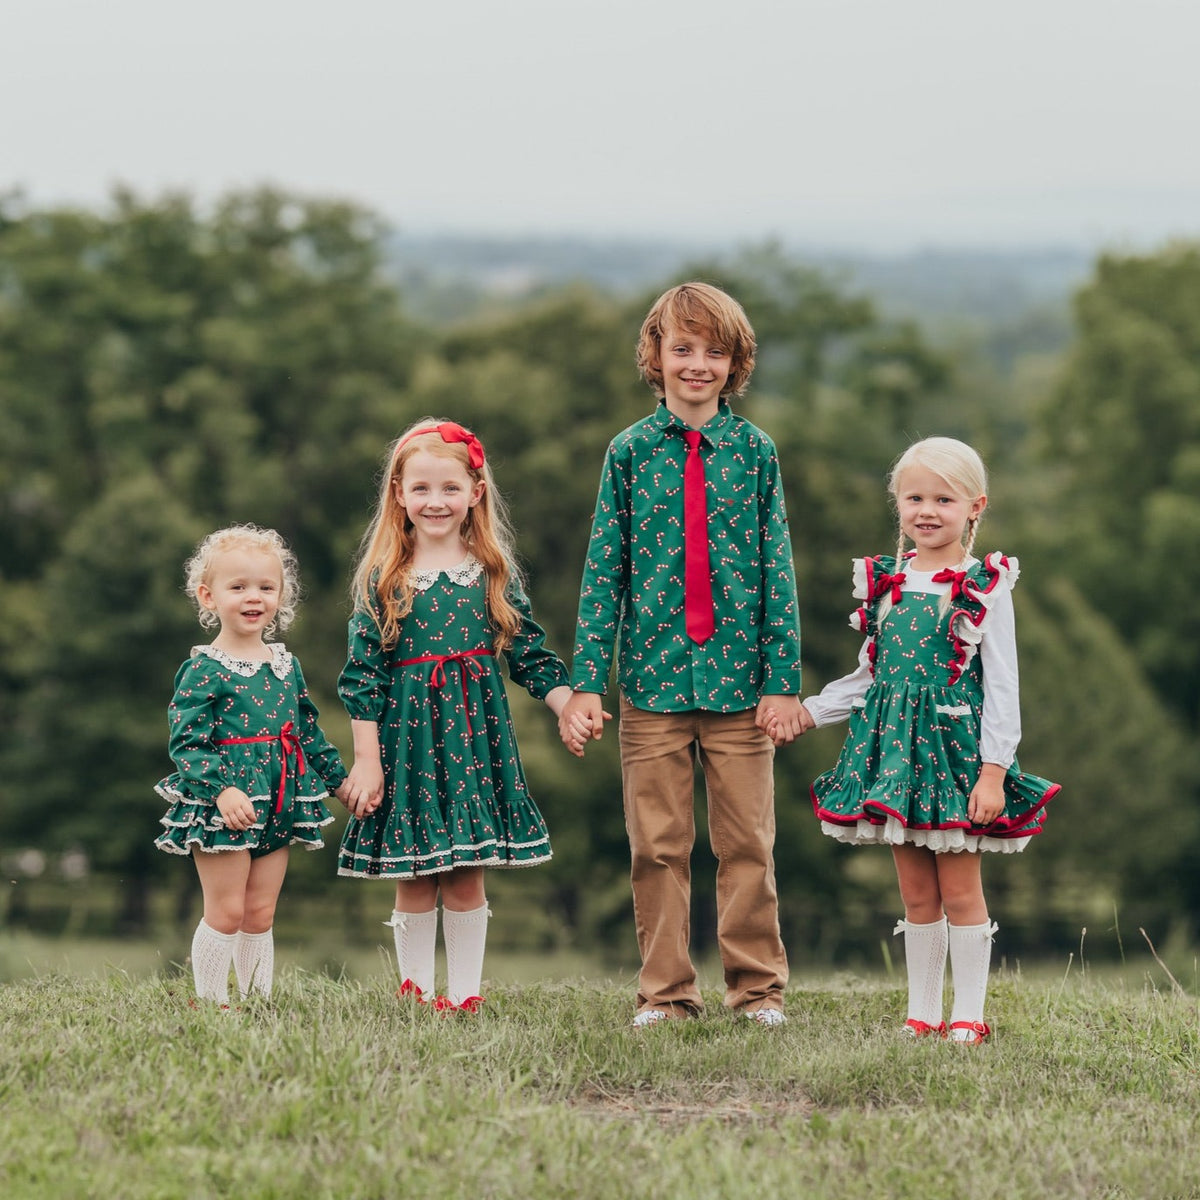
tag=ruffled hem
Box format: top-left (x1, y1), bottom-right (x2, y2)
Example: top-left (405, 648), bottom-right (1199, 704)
top-left (337, 838), bottom-right (552, 878)
top-left (154, 792), bottom-right (335, 855)
top-left (812, 777), bottom-right (1058, 852)
top-left (154, 821), bottom-right (334, 856)
top-left (819, 816), bottom-right (1033, 854)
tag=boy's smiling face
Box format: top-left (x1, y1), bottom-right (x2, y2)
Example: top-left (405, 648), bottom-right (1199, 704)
top-left (657, 323), bottom-right (733, 425)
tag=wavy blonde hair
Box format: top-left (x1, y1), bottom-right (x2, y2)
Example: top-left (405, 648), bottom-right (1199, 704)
top-left (350, 418), bottom-right (523, 651)
top-left (636, 281), bottom-right (757, 399)
top-left (185, 524), bottom-right (299, 637)
top-left (881, 437), bottom-right (989, 622)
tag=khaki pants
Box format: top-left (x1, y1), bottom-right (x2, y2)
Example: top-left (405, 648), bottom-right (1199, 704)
top-left (619, 696), bottom-right (788, 1015)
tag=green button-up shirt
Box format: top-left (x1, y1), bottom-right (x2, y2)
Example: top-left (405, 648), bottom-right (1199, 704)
top-left (570, 400), bottom-right (802, 712)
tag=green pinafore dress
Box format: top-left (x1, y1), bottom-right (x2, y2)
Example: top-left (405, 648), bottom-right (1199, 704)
top-left (811, 553), bottom-right (1059, 852)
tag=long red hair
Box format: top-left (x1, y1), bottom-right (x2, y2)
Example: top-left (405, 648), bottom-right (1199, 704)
top-left (350, 419), bottom-right (523, 651)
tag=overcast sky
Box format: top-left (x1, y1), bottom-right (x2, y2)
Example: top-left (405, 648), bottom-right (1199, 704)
top-left (4, 0), bottom-right (1199, 251)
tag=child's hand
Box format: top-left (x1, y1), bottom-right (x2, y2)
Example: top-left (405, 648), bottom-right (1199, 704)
top-left (968, 765), bottom-right (1006, 825)
top-left (216, 786), bottom-right (257, 832)
top-left (756, 695), bottom-right (811, 747)
top-left (343, 760), bottom-right (384, 818)
top-left (558, 691), bottom-right (610, 758)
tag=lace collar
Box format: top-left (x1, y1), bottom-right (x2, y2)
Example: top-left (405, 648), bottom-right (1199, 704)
top-left (411, 555), bottom-right (484, 593)
top-left (193, 641), bottom-right (292, 680)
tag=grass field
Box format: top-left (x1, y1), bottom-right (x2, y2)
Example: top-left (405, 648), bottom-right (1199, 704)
top-left (1, 937), bottom-right (1198, 1200)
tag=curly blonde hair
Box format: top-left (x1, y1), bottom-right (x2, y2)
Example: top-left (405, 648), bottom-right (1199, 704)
top-left (636, 281), bottom-right (757, 399)
top-left (350, 419), bottom-right (524, 652)
top-left (185, 524), bottom-right (300, 637)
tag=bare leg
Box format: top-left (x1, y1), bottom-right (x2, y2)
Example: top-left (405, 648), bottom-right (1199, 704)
top-left (233, 848), bottom-right (290, 997)
top-left (189, 849), bottom-right (252, 1003)
top-left (891, 843), bottom-right (948, 1032)
top-left (935, 852), bottom-right (996, 1040)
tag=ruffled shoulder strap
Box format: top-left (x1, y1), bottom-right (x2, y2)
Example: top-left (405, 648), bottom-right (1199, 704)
top-left (944, 552), bottom-right (1020, 683)
top-left (849, 554), bottom-right (906, 634)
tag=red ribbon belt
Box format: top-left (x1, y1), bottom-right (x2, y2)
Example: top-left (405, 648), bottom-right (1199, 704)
top-left (394, 647), bottom-right (495, 736)
top-left (216, 719), bottom-right (306, 814)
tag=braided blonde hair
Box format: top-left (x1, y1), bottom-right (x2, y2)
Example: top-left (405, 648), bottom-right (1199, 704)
top-left (879, 437), bottom-right (988, 622)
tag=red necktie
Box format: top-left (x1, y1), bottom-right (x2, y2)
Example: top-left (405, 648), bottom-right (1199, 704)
top-left (683, 429), bottom-right (714, 644)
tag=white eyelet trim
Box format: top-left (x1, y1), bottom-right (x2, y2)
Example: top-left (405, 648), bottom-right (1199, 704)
top-left (410, 555), bottom-right (484, 593)
top-left (193, 642), bottom-right (291, 679)
top-left (935, 704), bottom-right (972, 717)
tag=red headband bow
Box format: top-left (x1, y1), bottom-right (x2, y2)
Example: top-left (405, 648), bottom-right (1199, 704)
top-left (395, 422), bottom-right (486, 470)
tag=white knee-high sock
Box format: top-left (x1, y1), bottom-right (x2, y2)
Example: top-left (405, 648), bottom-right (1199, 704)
top-left (948, 920), bottom-right (999, 1037)
top-left (443, 903), bottom-right (491, 1006)
top-left (233, 929), bottom-right (275, 999)
top-left (894, 916), bottom-right (948, 1026)
top-left (191, 920), bottom-right (237, 1004)
top-left (385, 908), bottom-right (437, 997)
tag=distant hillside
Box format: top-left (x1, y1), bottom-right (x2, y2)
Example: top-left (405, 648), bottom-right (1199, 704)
top-left (387, 233), bottom-right (1092, 330)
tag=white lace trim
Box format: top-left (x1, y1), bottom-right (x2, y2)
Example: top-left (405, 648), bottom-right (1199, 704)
top-left (410, 555), bottom-right (484, 593)
top-left (192, 641), bottom-right (291, 680)
top-left (820, 816), bottom-right (1030, 854)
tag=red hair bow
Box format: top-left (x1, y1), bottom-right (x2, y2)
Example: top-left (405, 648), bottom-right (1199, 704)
top-left (435, 422), bottom-right (486, 469)
top-left (395, 422), bottom-right (486, 470)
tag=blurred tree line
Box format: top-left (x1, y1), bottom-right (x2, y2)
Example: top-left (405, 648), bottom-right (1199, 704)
top-left (0, 189), bottom-right (1196, 964)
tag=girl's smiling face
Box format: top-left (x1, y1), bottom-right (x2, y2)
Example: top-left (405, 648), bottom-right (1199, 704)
top-left (393, 448), bottom-right (484, 547)
top-left (895, 466), bottom-right (987, 569)
top-left (197, 547), bottom-right (283, 647)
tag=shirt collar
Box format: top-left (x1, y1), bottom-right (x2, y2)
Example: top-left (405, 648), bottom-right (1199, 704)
top-left (651, 397), bottom-right (733, 444)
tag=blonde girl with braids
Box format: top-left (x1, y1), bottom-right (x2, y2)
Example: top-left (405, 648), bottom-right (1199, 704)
top-left (338, 419), bottom-right (582, 1012)
top-left (791, 437), bottom-right (1059, 1043)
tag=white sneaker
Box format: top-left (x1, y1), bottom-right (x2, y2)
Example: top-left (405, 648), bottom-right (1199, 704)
top-left (632, 1009), bottom-right (671, 1028)
top-left (745, 1008), bottom-right (787, 1027)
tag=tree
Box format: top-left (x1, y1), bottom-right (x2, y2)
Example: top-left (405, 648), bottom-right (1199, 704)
top-left (1040, 243), bottom-right (1200, 726)
top-left (0, 189), bottom-right (421, 924)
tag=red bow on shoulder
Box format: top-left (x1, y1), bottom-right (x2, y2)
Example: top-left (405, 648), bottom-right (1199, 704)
top-left (875, 572), bottom-right (907, 604)
top-left (931, 568), bottom-right (977, 601)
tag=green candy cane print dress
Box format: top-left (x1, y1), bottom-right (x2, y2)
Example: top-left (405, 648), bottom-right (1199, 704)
top-left (155, 643), bottom-right (344, 858)
top-left (810, 553), bottom-right (1059, 853)
top-left (337, 556), bottom-right (567, 878)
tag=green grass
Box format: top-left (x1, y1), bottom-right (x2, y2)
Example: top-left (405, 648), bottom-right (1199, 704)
top-left (1, 956), bottom-right (1198, 1199)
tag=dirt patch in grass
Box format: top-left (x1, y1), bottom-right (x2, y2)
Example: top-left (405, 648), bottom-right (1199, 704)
top-left (571, 1082), bottom-right (814, 1128)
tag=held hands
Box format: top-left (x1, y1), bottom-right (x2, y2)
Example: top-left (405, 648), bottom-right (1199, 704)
top-left (341, 759), bottom-right (384, 819)
top-left (558, 691), bottom-right (612, 758)
top-left (968, 764), bottom-right (1007, 826)
top-left (757, 695), bottom-right (815, 748)
top-left (216, 786), bottom-right (257, 832)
